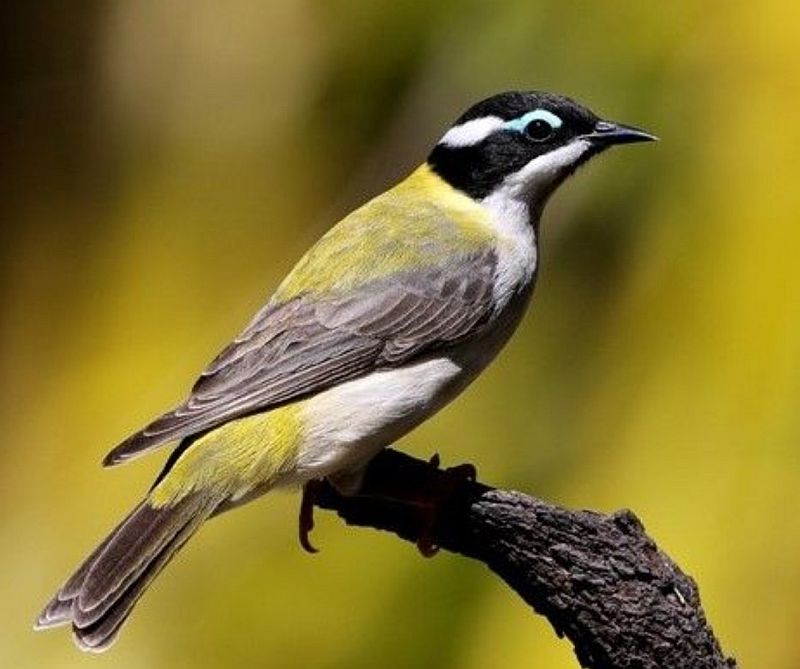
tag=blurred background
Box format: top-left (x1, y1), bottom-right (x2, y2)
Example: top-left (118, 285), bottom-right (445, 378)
top-left (2, 1), bottom-right (799, 667)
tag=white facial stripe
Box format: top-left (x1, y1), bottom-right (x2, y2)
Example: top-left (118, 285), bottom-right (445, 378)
top-left (504, 109), bottom-right (563, 133)
top-left (500, 139), bottom-right (591, 199)
top-left (439, 116), bottom-right (506, 147)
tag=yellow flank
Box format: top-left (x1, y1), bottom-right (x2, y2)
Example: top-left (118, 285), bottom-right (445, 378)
top-left (273, 164), bottom-right (496, 302)
top-left (149, 402), bottom-right (305, 507)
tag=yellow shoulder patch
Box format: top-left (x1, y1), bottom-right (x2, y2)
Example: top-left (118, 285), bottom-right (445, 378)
top-left (273, 164), bottom-right (496, 302)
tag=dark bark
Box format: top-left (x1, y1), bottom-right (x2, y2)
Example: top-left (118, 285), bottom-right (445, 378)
top-left (312, 448), bottom-right (737, 669)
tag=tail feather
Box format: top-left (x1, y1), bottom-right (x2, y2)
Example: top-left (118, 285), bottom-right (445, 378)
top-left (35, 511), bottom-right (134, 630)
top-left (74, 498), bottom-right (203, 626)
top-left (73, 514), bottom-right (204, 652)
top-left (35, 493), bottom-right (217, 652)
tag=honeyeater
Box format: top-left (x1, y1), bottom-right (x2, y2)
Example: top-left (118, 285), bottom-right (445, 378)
top-left (35, 90), bottom-right (655, 651)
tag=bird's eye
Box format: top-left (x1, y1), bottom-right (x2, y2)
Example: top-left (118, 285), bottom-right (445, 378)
top-left (505, 109), bottom-right (562, 140)
top-left (525, 119), bottom-right (555, 142)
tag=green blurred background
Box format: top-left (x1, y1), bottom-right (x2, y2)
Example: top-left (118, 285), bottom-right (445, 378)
top-left (3, 1), bottom-right (799, 667)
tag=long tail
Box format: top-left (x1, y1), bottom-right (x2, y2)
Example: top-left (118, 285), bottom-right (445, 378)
top-left (34, 492), bottom-right (218, 652)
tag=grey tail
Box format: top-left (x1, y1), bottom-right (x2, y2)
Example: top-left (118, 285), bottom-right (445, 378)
top-left (34, 493), bottom-right (217, 652)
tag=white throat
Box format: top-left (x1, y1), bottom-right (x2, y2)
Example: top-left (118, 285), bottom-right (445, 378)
top-left (478, 139), bottom-right (591, 307)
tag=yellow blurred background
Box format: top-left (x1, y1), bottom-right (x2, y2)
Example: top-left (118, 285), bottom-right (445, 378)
top-left (2, 1), bottom-right (799, 667)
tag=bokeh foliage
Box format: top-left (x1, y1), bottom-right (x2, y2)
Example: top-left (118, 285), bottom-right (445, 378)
top-left (2, 1), bottom-right (799, 667)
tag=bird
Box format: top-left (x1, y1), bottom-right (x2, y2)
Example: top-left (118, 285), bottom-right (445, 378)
top-left (34, 90), bottom-right (655, 652)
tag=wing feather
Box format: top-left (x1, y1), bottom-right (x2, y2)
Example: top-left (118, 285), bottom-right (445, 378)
top-left (103, 249), bottom-right (497, 466)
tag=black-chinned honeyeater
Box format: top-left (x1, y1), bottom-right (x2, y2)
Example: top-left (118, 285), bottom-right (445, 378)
top-left (35, 90), bottom-right (656, 651)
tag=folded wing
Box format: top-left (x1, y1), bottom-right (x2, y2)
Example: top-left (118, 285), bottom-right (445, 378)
top-left (103, 250), bottom-right (497, 466)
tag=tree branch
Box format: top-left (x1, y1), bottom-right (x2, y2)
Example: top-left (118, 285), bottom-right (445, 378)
top-left (312, 448), bottom-right (737, 669)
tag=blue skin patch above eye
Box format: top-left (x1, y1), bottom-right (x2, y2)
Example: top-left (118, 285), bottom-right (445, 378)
top-left (504, 109), bottom-right (563, 133)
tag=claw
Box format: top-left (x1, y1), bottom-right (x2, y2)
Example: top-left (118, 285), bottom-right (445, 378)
top-left (299, 480), bottom-right (322, 554)
top-left (416, 535), bottom-right (440, 558)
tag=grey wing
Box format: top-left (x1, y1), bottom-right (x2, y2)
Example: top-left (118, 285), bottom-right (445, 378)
top-left (103, 250), bottom-right (497, 466)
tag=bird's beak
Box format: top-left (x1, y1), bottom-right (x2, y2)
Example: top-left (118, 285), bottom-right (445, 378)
top-left (582, 120), bottom-right (658, 146)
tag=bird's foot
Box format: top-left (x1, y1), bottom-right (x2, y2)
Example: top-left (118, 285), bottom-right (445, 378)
top-left (298, 479), bottom-right (324, 554)
top-left (415, 453), bottom-right (477, 557)
top-left (297, 454), bottom-right (477, 557)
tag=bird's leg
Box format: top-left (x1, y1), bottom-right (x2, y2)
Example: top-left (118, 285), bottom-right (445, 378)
top-left (298, 466), bottom-right (368, 554)
top-left (298, 479), bottom-right (324, 554)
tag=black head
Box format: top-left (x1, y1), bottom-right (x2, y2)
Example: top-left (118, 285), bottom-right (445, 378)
top-left (428, 91), bottom-right (655, 202)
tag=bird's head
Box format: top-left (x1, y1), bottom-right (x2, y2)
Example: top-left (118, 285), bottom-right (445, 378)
top-left (428, 91), bottom-right (656, 213)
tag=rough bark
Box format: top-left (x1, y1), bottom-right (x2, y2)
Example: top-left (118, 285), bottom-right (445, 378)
top-left (312, 448), bottom-right (737, 669)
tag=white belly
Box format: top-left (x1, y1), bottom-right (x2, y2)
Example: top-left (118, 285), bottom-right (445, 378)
top-left (294, 356), bottom-right (466, 479)
top-left (288, 278), bottom-right (533, 485)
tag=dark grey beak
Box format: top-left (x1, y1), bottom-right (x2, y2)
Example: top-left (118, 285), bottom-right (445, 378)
top-left (583, 120), bottom-right (658, 146)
